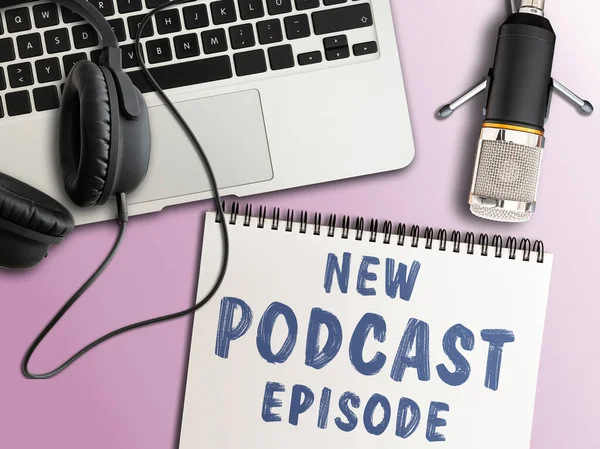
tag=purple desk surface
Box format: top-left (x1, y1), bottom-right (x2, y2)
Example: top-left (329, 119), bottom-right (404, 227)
top-left (2, 1), bottom-right (598, 448)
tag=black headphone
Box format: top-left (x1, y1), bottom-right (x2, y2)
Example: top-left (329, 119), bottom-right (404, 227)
top-left (5, 0), bottom-right (229, 379)
top-left (0, 0), bottom-right (151, 270)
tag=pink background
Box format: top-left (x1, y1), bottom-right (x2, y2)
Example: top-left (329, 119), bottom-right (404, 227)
top-left (1, 1), bottom-right (598, 447)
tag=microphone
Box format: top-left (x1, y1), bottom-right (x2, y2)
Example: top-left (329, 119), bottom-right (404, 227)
top-left (438, 0), bottom-right (593, 222)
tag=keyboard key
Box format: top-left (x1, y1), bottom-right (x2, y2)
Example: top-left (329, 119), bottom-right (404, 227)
top-left (33, 3), bottom-right (59, 28)
top-left (91, 49), bottom-right (102, 64)
top-left (8, 63), bottom-right (33, 88)
top-left (353, 40), bottom-right (377, 56)
top-left (36, 57), bottom-right (62, 83)
top-left (73, 24), bottom-right (99, 49)
top-left (201, 28), bottom-right (227, 54)
top-left (128, 14), bottom-right (155, 39)
top-left (0, 14), bottom-right (3, 35)
top-left (45, 28), bottom-right (71, 54)
top-left (156, 9), bottom-right (182, 34)
top-left (211, 0), bottom-right (237, 25)
top-left (183, 4), bottom-right (209, 29)
top-left (118, 0), bottom-right (143, 13)
top-left (17, 33), bottom-right (43, 59)
top-left (90, 0), bottom-right (116, 16)
top-left (256, 19), bottom-right (282, 44)
top-left (0, 100), bottom-right (3, 119)
top-left (295, 0), bottom-right (319, 10)
top-left (63, 53), bottom-right (87, 76)
top-left (297, 50), bottom-right (322, 65)
top-left (323, 0), bottom-right (346, 5)
top-left (325, 45), bottom-right (349, 60)
top-left (108, 19), bottom-right (127, 42)
top-left (121, 43), bottom-right (145, 68)
top-left (0, 68), bottom-right (6, 90)
top-left (0, 38), bottom-right (16, 63)
top-left (268, 44), bottom-right (294, 70)
top-left (127, 55), bottom-right (232, 93)
top-left (266, 0), bottom-right (292, 15)
top-left (174, 34), bottom-right (200, 59)
top-left (6, 91), bottom-right (31, 117)
top-left (61, 6), bottom-right (84, 23)
top-left (323, 34), bottom-right (347, 49)
top-left (5, 8), bottom-right (32, 33)
top-left (234, 49), bottom-right (266, 76)
top-left (229, 24), bottom-right (255, 50)
top-left (284, 14), bottom-right (310, 40)
top-left (238, 0), bottom-right (265, 20)
top-left (146, 38), bottom-right (172, 63)
top-left (33, 86), bottom-right (60, 112)
top-left (312, 3), bottom-right (373, 35)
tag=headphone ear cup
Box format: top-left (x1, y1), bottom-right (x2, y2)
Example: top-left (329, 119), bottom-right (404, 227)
top-left (0, 172), bottom-right (74, 270)
top-left (59, 60), bottom-right (112, 208)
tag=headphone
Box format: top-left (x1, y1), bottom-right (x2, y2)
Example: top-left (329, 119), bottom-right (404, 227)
top-left (0, 0), bottom-right (150, 270)
top-left (1, 0), bottom-right (230, 379)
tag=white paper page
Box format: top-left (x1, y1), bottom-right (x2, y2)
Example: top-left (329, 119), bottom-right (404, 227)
top-left (179, 212), bottom-right (553, 449)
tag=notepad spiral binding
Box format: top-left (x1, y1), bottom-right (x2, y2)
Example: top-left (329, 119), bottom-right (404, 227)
top-left (216, 202), bottom-right (545, 263)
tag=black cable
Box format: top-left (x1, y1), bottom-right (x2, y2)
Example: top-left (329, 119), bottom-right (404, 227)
top-left (22, 220), bottom-right (128, 379)
top-left (21, 0), bottom-right (230, 379)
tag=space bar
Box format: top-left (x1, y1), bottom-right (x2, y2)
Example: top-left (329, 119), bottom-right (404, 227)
top-left (127, 56), bottom-right (233, 94)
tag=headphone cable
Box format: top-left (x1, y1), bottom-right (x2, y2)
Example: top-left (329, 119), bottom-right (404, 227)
top-left (22, 0), bottom-right (230, 379)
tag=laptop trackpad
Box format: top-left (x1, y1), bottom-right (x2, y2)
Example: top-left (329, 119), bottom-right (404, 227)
top-left (129, 89), bottom-right (273, 205)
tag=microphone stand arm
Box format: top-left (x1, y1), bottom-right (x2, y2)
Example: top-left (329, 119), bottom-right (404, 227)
top-left (437, 79), bottom-right (488, 118)
top-left (551, 78), bottom-right (594, 115)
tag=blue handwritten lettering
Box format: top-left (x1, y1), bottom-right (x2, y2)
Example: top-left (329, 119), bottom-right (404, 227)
top-left (356, 256), bottom-right (380, 296)
top-left (436, 324), bottom-right (475, 386)
top-left (305, 308), bottom-right (343, 370)
top-left (481, 329), bottom-right (515, 391)
top-left (289, 384), bottom-right (315, 426)
top-left (349, 313), bottom-right (387, 376)
top-left (262, 381), bottom-right (285, 422)
top-left (214, 297), bottom-right (253, 359)
top-left (396, 397), bottom-right (420, 438)
top-left (385, 259), bottom-right (421, 301)
top-left (323, 252), bottom-right (351, 294)
top-left (256, 302), bottom-right (298, 364)
top-left (317, 387), bottom-right (332, 429)
top-left (390, 318), bottom-right (431, 382)
top-left (335, 391), bottom-right (361, 432)
top-left (363, 394), bottom-right (391, 436)
top-left (426, 401), bottom-right (449, 442)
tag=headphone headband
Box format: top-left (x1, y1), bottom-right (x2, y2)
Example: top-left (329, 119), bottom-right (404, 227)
top-left (58, 0), bottom-right (120, 48)
top-left (5, 0), bottom-right (119, 49)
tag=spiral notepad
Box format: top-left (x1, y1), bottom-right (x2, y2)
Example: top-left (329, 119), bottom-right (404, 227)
top-left (179, 202), bottom-right (553, 449)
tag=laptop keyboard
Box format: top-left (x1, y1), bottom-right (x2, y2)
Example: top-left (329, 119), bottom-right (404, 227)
top-left (0, 0), bottom-right (379, 118)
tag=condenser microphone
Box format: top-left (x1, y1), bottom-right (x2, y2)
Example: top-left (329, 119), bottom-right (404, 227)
top-left (438, 0), bottom-right (593, 222)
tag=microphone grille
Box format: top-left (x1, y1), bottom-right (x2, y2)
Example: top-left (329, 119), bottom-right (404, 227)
top-left (471, 140), bottom-right (542, 222)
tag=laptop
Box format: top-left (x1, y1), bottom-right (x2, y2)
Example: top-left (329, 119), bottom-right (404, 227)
top-left (0, 0), bottom-right (415, 225)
